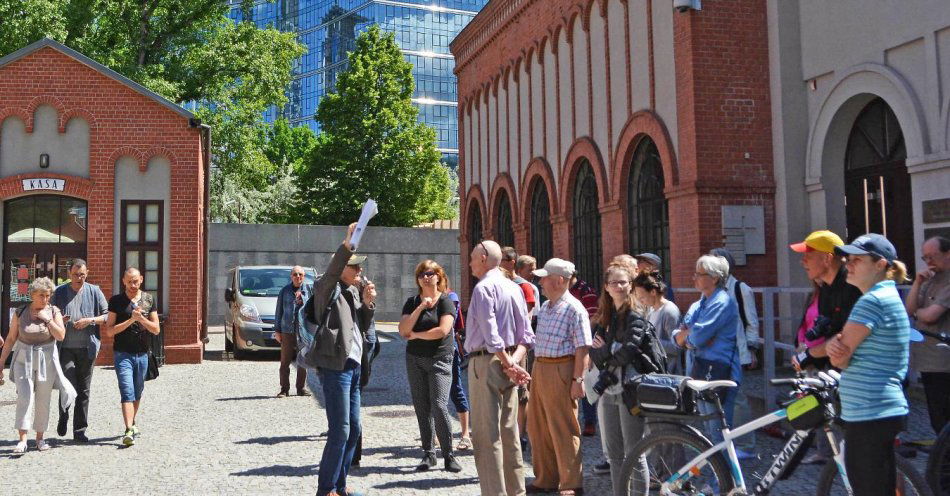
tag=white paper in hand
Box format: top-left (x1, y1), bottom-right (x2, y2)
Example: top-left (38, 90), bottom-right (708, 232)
top-left (350, 199), bottom-right (378, 250)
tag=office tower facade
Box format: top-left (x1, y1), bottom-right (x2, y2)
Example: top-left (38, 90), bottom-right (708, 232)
top-left (230, 0), bottom-right (488, 164)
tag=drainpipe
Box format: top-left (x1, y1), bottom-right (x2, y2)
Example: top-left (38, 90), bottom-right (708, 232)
top-left (190, 118), bottom-right (212, 347)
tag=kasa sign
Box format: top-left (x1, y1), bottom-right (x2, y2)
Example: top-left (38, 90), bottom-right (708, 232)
top-left (22, 178), bottom-right (66, 191)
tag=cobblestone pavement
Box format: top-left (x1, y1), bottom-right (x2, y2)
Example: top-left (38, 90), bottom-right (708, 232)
top-left (0, 324), bottom-right (934, 495)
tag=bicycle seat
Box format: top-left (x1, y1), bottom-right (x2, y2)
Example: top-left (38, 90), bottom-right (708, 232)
top-left (685, 379), bottom-right (738, 392)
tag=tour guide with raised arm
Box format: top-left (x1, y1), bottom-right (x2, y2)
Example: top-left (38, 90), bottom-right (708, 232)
top-left (302, 223), bottom-right (376, 496)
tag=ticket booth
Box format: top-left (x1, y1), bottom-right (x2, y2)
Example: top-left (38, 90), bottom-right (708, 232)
top-left (0, 39), bottom-right (208, 363)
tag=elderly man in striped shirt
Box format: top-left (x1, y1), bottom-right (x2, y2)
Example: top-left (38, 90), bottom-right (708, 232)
top-left (526, 258), bottom-right (592, 496)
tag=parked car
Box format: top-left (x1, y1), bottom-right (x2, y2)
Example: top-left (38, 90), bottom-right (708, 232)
top-left (224, 265), bottom-right (317, 358)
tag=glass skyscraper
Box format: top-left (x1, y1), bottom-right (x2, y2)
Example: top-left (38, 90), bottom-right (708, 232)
top-left (229, 0), bottom-right (488, 163)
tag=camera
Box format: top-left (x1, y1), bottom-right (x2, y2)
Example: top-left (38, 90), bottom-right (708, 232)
top-left (804, 315), bottom-right (834, 341)
top-left (592, 368), bottom-right (619, 396)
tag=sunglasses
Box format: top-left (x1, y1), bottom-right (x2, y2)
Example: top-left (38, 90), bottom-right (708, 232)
top-left (418, 271), bottom-right (437, 279)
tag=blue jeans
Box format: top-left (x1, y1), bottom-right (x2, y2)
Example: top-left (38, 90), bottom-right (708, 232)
top-left (114, 351), bottom-right (148, 403)
top-left (450, 349), bottom-right (469, 413)
top-left (691, 358), bottom-right (739, 446)
top-left (316, 359), bottom-right (361, 496)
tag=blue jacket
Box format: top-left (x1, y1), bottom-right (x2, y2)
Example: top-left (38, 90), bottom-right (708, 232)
top-left (274, 282), bottom-right (312, 334)
top-left (683, 287), bottom-right (742, 382)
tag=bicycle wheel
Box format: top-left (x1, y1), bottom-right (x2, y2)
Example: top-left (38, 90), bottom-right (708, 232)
top-left (928, 424), bottom-right (950, 496)
top-left (816, 455), bottom-right (933, 496)
top-left (619, 427), bottom-right (735, 495)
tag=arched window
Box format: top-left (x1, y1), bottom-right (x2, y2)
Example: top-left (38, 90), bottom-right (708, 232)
top-left (627, 137), bottom-right (670, 282)
top-left (495, 192), bottom-right (514, 249)
top-left (572, 161), bottom-right (602, 288)
top-left (844, 97), bottom-right (912, 262)
top-left (529, 180), bottom-right (553, 267)
top-left (468, 202), bottom-right (483, 250)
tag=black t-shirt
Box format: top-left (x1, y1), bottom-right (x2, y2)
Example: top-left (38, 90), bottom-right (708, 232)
top-left (402, 294), bottom-right (455, 358)
top-left (108, 292), bottom-right (155, 353)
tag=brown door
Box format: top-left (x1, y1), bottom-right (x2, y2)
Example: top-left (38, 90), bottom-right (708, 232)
top-left (2, 196), bottom-right (87, 339)
top-left (843, 98), bottom-right (914, 264)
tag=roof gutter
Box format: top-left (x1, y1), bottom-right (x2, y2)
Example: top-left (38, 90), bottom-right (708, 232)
top-left (190, 118), bottom-right (212, 350)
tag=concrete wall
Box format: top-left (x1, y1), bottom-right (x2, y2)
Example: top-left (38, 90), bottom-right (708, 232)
top-left (209, 224), bottom-right (461, 324)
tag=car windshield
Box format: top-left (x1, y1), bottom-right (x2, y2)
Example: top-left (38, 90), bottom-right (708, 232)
top-left (238, 268), bottom-right (316, 297)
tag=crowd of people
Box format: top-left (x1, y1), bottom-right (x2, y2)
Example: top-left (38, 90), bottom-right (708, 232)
top-left (0, 260), bottom-right (161, 452)
top-left (1, 224), bottom-right (946, 496)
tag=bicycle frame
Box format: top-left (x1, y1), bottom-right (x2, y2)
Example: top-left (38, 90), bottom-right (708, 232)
top-left (657, 407), bottom-right (849, 495)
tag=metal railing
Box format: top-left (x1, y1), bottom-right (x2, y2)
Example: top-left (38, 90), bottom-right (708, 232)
top-left (673, 287), bottom-right (813, 408)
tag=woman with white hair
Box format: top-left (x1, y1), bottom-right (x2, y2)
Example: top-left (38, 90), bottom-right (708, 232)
top-left (673, 255), bottom-right (742, 444)
top-left (0, 277), bottom-right (76, 454)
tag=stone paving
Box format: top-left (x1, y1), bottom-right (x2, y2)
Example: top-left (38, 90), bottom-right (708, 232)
top-left (0, 324), bottom-right (935, 495)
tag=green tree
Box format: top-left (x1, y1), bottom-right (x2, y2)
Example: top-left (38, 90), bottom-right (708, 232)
top-left (0, 0), bottom-right (306, 223)
top-left (297, 25), bottom-right (455, 227)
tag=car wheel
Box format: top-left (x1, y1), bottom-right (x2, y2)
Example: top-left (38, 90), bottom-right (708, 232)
top-left (232, 326), bottom-right (248, 360)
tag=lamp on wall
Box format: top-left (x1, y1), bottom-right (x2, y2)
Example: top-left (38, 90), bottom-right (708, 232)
top-left (39, 153), bottom-right (49, 168)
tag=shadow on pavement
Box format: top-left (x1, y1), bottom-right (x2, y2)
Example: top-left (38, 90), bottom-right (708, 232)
top-left (370, 476), bottom-right (480, 491)
top-left (230, 464), bottom-right (318, 477)
top-left (235, 434), bottom-right (319, 445)
top-left (216, 395), bottom-right (275, 401)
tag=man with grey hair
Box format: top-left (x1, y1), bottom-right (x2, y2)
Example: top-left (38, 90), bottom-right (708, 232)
top-left (906, 236), bottom-right (950, 435)
top-left (273, 265), bottom-right (311, 397)
top-left (466, 239), bottom-right (534, 496)
top-left (52, 258), bottom-right (108, 442)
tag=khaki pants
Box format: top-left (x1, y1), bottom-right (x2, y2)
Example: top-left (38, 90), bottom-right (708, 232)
top-left (14, 344), bottom-right (56, 433)
top-left (526, 358), bottom-right (583, 490)
top-left (468, 354), bottom-right (526, 496)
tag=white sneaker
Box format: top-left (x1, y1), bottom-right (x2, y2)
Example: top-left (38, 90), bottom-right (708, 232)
top-left (35, 439), bottom-right (50, 452)
top-left (13, 440), bottom-right (27, 454)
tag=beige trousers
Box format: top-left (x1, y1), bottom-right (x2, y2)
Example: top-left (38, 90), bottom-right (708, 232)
top-left (526, 359), bottom-right (583, 490)
top-left (468, 353), bottom-right (526, 496)
top-left (14, 344), bottom-right (56, 433)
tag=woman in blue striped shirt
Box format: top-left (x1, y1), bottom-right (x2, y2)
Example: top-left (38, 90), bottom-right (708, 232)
top-left (824, 233), bottom-right (910, 496)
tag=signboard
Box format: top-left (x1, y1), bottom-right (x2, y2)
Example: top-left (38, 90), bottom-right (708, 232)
top-left (22, 178), bottom-right (65, 191)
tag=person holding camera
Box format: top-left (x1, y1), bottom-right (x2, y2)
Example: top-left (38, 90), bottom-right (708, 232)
top-left (589, 263), bottom-right (665, 495)
top-left (105, 267), bottom-right (160, 447)
top-left (788, 230), bottom-right (862, 464)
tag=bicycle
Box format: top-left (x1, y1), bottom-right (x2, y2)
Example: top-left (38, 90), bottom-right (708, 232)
top-left (919, 329), bottom-right (950, 496)
top-left (619, 371), bottom-right (932, 495)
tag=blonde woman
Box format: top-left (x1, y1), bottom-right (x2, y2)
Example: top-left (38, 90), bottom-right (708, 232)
top-left (822, 234), bottom-right (911, 495)
top-left (0, 277), bottom-right (75, 453)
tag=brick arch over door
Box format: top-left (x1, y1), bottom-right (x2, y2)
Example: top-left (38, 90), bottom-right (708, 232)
top-left (489, 173), bottom-right (518, 249)
top-left (463, 185), bottom-right (488, 245)
top-left (0, 173), bottom-right (93, 201)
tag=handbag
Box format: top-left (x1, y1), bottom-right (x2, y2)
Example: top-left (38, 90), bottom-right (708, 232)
top-left (145, 351), bottom-right (159, 381)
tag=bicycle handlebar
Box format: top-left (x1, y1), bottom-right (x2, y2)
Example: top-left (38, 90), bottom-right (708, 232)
top-left (917, 328), bottom-right (950, 344)
top-left (769, 372), bottom-right (838, 391)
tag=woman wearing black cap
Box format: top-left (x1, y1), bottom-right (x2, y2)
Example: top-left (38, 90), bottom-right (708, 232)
top-left (820, 233), bottom-right (911, 495)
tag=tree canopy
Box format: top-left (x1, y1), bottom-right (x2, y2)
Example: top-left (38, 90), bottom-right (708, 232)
top-left (296, 26), bottom-right (454, 227)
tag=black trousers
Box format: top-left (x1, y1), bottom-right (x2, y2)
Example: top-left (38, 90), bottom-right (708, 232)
top-left (921, 372), bottom-right (950, 435)
top-left (59, 347), bottom-right (96, 433)
top-left (279, 332), bottom-right (306, 393)
top-left (843, 415), bottom-right (906, 496)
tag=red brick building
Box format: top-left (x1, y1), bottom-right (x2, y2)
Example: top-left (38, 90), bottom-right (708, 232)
top-left (0, 39), bottom-right (209, 364)
top-left (451, 0), bottom-right (776, 299)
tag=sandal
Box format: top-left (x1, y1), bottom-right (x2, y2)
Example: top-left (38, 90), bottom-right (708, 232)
top-left (456, 436), bottom-right (472, 451)
top-left (13, 440), bottom-right (27, 454)
top-left (36, 439), bottom-right (50, 452)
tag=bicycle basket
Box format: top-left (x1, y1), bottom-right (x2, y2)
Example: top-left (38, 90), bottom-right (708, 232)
top-left (786, 393), bottom-right (832, 430)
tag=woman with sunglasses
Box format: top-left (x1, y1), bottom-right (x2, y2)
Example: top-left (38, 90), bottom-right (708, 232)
top-left (399, 260), bottom-right (463, 473)
top-left (822, 234), bottom-right (910, 496)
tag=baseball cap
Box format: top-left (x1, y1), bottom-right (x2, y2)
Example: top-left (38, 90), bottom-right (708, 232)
top-left (790, 230), bottom-right (844, 254)
top-left (834, 233), bottom-right (897, 263)
top-left (347, 254), bottom-right (367, 266)
top-left (635, 253), bottom-right (662, 268)
top-left (532, 258), bottom-right (575, 279)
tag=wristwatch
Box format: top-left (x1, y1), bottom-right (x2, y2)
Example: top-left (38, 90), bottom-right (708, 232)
top-left (573, 376), bottom-right (584, 384)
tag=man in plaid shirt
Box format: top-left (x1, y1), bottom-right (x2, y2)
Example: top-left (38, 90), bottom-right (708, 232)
top-left (525, 258), bottom-right (592, 496)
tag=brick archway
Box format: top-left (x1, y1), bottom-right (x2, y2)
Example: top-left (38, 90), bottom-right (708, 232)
top-left (0, 173), bottom-right (93, 201)
top-left (611, 110), bottom-right (679, 203)
top-left (560, 137), bottom-right (609, 215)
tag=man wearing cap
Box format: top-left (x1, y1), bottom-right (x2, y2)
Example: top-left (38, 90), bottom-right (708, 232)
top-left (465, 239), bottom-right (534, 496)
top-left (303, 223), bottom-right (376, 496)
top-left (526, 258), bottom-right (592, 496)
top-left (906, 236), bottom-right (950, 435)
top-left (636, 252), bottom-right (675, 301)
top-left (273, 266), bottom-right (312, 397)
top-left (789, 230), bottom-right (862, 465)
top-left (789, 230), bottom-right (863, 372)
